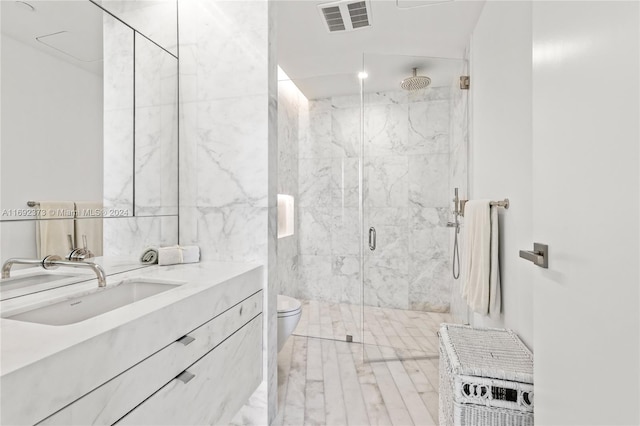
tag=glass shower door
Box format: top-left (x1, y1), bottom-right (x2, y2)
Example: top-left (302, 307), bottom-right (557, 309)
top-left (360, 53), bottom-right (468, 358)
top-left (282, 73), bottom-right (363, 344)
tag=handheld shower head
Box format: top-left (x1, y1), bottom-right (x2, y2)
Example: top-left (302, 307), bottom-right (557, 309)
top-left (400, 67), bottom-right (431, 91)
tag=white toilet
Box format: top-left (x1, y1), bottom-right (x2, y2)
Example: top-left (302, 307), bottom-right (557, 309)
top-left (277, 295), bottom-right (302, 352)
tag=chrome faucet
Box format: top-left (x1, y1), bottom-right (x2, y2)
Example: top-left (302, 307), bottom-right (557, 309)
top-left (66, 234), bottom-right (94, 261)
top-left (447, 187), bottom-right (462, 233)
top-left (2, 255), bottom-right (107, 287)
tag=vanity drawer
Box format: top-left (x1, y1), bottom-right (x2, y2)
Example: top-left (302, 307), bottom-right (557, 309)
top-left (38, 290), bottom-right (262, 426)
top-left (116, 314), bottom-right (263, 426)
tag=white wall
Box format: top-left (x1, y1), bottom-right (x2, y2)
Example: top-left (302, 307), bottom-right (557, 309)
top-left (531, 2), bottom-right (639, 423)
top-left (468, 0), bottom-right (533, 347)
top-left (1, 35), bottom-right (103, 260)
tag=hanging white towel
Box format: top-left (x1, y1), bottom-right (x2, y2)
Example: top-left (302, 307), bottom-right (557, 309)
top-left (74, 201), bottom-right (103, 256)
top-left (488, 205), bottom-right (502, 318)
top-left (35, 201), bottom-right (75, 258)
top-left (462, 200), bottom-right (501, 316)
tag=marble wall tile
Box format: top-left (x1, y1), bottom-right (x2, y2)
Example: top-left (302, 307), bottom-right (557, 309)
top-left (103, 108), bottom-right (134, 212)
top-left (134, 105), bottom-right (178, 215)
top-left (331, 94), bottom-right (361, 109)
top-left (408, 154), bottom-right (450, 208)
top-left (298, 158), bottom-right (332, 207)
top-left (299, 110), bottom-right (333, 159)
top-left (331, 107), bottom-right (361, 157)
top-left (407, 86), bottom-right (451, 103)
top-left (407, 100), bottom-right (450, 155)
top-left (365, 103), bottom-right (409, 157)
top-left (277, 80), bottom-right (304, 300)
top-left (308, 97), bottom-right (332, 113)
top-left (297, 86), bottom-right (460, 314)
top-left (298, 207), bottom-right (332, 256)
top-left (364, 90), bottom-right (407, 106)
top-left (365, 156), bottom-right (409, 208)
top-left (98, 0), bottom-right (178, 55)
top-left (365, 225), bottom-right (409, 267)
top-left (331, 208), bottom-right (359, 256)
top-left (409, 206), bottom-right (450, 230)
top-left (103, 14), bottom-right (134, 213)
top-left (298, 255), bottom-right (333, 301)
top-left (366, 207), bottom-right (408, 226)
top-left (332, 255), bottom-right (360, 303)
top-left (331, 157), bottom-right (360, 208)
top-left (363, 258), bottom-right (409, 310)
top-left (266, 6), bottom-right (279, 423)
top-left (195, 96), bottom-right (269, 208)
top-left (409, 256), bottom-right (451, 313)
top-left (408, 227), bottom-right (449, 267)
top-left (192, 205), bottom-right (269, 263)
top-left (190, 1), bottom-right (268, 102)
top-left (102, 215), bottom-right (178, 256)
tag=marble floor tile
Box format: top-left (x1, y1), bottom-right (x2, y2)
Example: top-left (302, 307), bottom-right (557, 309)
top-left (271, 299), bottom-right (451, 426)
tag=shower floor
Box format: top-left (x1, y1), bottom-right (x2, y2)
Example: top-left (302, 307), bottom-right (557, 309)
top-left (276, 299), bottom-right (454, 426)
top-left (294, 299), bottom-right (452, 355)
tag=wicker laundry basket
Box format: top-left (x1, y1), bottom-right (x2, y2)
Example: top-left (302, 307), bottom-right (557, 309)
top-left (438, 324), bottom-right (534, 426)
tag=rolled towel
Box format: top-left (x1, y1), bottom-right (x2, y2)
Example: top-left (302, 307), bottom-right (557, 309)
top-left (158, 245), bottom-right (183, 266)
top-left (140, 247), bottom-right (159, 264)
top-left (181, 245), bottom-right (200, 264)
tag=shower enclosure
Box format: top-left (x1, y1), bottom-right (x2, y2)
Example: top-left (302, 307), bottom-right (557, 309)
top-left (279, 53), bottom-right (469, 357)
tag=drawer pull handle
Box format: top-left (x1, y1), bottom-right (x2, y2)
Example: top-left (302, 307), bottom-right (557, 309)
top-left (176, 370), bottom-right (195, 384)
top-left (177, 335), bottom-right (195, 346)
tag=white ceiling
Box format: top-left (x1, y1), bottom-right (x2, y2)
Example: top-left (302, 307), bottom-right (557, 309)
top-left (277, 0), bottom-right (486, 99)
top-left (1, 1), bottom-right (105, 75)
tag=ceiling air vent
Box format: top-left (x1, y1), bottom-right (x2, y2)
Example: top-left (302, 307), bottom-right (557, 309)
top-left (318, 0), bottom-right (372, 33)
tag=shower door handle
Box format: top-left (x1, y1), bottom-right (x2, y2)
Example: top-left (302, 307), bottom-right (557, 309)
top-left (369, 227), bottom-right (376, 251)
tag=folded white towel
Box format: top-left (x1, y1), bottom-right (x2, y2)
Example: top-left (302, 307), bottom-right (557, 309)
top-left (158, 246), bottom-right (183, 266)
top-left (181, 246), bottom-right (200, 264)
top-left (157, 245), bottom-right (200, 266)
top-left (462, 200), bottom-right (501, 316)
top-left (140, 247), bottom-right (159, 264)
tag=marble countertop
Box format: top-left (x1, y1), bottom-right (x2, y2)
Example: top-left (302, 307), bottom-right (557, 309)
top-left (0, 260), bottom-right (263, 425)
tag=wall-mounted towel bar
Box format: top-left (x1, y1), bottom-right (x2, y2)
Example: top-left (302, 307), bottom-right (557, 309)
top-left (459, 198), bottom-right (509, 217)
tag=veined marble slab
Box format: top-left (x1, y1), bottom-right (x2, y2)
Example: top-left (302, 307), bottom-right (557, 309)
top-left (0, 261), bottom-right (263, 425)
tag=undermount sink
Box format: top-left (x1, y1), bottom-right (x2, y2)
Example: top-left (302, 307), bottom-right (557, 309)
top-left (4, 279), bottom-right (183, 326)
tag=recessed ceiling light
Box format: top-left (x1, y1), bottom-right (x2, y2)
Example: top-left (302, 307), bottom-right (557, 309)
top-left (358, 71), bottom-right (368, 79)
top-left (15, 1), bottom-right (36, 12)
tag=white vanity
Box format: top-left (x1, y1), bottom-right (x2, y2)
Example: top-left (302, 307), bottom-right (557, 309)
top-left (0, 262), bottom-right (264, 425)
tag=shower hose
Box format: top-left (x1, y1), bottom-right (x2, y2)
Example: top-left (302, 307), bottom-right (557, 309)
top-left (452, 228), bottom-right (460, 279)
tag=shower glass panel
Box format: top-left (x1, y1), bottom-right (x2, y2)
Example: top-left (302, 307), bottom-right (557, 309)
top-left (279, 73), bottom-right (363, 344)
top-left (361, 53), bottom-right (468, 359)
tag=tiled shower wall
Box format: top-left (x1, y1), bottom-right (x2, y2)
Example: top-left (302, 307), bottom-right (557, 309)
top-left (277, 80), bottom-right (306, 297)
top-left (297, 88), bottom-right (456, 312)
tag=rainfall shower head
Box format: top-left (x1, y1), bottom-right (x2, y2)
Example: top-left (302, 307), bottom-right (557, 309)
top-left (400, 68), bottom-right (431, 91)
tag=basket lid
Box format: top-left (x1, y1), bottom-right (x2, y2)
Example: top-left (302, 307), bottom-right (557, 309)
top-left (439, 323), bottom-right (534, 384)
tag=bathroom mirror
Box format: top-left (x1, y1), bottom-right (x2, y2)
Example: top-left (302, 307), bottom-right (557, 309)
top-left (0, 0), bottom-right (178, 262)
top-left (0, 0), bottom-right (178, 221)
top-left (92, 0), bottom-right (178, 56)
